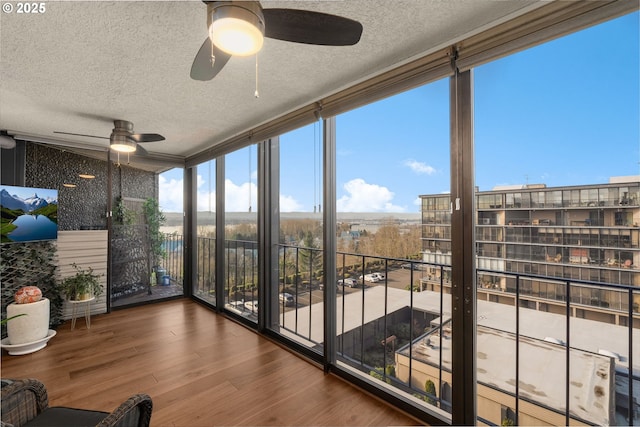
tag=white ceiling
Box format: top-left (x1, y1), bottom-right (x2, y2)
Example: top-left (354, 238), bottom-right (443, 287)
top-left (0, 0), bottom-right (542, 171)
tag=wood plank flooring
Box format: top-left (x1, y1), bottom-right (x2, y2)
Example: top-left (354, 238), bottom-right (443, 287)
top-left (1, 299), bottom-right (421, 426)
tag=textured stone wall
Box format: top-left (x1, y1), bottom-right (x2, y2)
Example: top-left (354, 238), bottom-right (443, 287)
top-left (112, 162), bottom-right (158, 201)
top-left (25, 143), bottom-right (156, 231)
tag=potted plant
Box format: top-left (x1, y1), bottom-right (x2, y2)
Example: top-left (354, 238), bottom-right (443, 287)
top-left (142, 197), bottom-right (166, 284)
top-left (1, 286), bottom-right (57, 355)
top-left (60, 264), bottom-right (103, 301)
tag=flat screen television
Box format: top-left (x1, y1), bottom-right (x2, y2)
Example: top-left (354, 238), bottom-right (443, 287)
top-left (1, 185), bottom-right (58, 243)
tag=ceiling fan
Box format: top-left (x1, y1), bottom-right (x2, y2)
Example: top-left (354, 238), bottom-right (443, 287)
top-left (190, 1), bottom-right (363, 81)
top-left (54, 120), bottom-right (165, 155)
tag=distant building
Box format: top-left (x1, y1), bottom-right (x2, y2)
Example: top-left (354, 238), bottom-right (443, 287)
top-left (284, 286), bottom-right (636, 426)
top-left (396, 317), bottom-right (616, 426)
top-left (419, 176), bottom-right (640, 327)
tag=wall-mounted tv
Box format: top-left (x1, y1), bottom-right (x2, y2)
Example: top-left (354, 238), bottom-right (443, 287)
top-left (1, 185), bottom-right (58, 243)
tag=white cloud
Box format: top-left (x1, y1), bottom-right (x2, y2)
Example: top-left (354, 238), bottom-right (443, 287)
top-left (195, 175), bottom-right (220, 212)
top-left (404, 159), bottom-right (436, 175)
top-left (197, 190), bottom-right (216, 212)
top-left (158, 174), bottom-right (184, 213)
top-left (337, 178), bottom-right (405, 212)
top-left (159, 173), bottom-right (219, 213)
top-left (280, 195), bottom-right (303, 212)
top-left (225, 179), bottom-right (256, 212)
top-left (160, 173), bottom-right (305, 213)
top-left (195, 161), bottom-right (216, 210)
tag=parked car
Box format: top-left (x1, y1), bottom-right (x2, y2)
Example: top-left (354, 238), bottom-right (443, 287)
top-left (359, 274), bottom-right (380, 283)
top-left (401, 263), bottom-right (424, 271)
top-left (244, 300), bottom-right (258, 311)
top-left (279, 292), bottom-right (295, 306)
top-left (337, 278), bottom-right (358, 288)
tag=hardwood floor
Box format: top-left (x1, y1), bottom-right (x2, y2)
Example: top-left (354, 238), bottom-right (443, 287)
top-left (1, 299), bottom-right (421, 426)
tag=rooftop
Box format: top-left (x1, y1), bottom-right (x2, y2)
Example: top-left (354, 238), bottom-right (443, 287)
top-left (407, 323), bottom-right (613, 425)
top-left (283, 286), bottom-right (639, 424)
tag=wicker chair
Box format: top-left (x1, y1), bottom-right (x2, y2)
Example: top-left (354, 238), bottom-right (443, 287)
top-left (1, 379), bottom-right (152, 427)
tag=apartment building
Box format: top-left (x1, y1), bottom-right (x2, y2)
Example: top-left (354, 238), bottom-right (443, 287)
top-left (420, 176), bottom-right (640, 326)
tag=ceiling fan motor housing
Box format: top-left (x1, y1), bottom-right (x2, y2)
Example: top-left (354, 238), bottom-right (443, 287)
top-left (113, 120), bottom-right (134, 134)
top-left (111, 120), bottom-right (136, 142)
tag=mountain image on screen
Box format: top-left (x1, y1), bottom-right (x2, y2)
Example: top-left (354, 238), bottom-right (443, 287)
top-left (0, 185), bottom-right (58, 243)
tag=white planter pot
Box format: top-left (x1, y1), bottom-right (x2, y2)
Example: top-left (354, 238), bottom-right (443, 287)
top-left (6, 298), bottom-right (50, 345)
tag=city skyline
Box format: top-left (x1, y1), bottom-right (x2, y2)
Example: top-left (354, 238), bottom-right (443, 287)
top-left (159, 11), bottom-right (639, 214)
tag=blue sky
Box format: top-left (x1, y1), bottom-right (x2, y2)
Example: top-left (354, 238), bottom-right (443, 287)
top-left (160, 11), bottom-right (639, 213)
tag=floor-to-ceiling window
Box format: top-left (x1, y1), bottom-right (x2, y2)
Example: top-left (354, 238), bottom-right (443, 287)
top-left (192, 160), bottom-right (216, 305)
top-left (156, 167), bottom-right (185, 299)
top-left (473, 12), bottom-right (639, 426)
top-left (274, 123), bottom-right (325, 352)
top-left (334, 79), bottom-right (451, 417)
top-left (224, 145), bottom-right (259, 322)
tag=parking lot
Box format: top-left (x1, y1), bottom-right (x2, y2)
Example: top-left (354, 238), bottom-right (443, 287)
top-left (232, 265), bottom-right (434, 318)
top-left (277, 267), bottom-right (430, 310)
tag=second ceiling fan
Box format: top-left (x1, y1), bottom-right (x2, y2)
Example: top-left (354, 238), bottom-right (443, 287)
top-left (55, 120), bottom-right (165, 156)
top-left (190, 1), bottom-right (363, 81)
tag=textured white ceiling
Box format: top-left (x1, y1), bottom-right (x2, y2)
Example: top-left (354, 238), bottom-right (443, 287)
top-left (0, 0), bottom-right (541, 170)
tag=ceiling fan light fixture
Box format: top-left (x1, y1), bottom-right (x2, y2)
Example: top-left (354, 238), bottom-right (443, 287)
top-left (209, 3), bottom-right (264, 56)
top-left (110, 134), bottom-right (137, 153)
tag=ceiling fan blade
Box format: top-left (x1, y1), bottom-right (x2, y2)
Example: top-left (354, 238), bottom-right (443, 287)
top-left (263, 9), bottom-right (363, 46)
top-left (130, 133), bottom-right (165, 143)
top-left (190, 37), bottom-right (231, 81)
top-left (53, 131), bottom-right (109, 140)
top-left (135, 144), bottom-right (148, 156)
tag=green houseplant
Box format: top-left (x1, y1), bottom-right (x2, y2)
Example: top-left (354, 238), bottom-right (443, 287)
top-left (142, 197), bottom-right (166, 285)
top-left (60, 264), bottom-right (103, 301)
top-left (142, 197), bottom-right (166, 269)
top-left (113, 196), bottom-right (136, 225)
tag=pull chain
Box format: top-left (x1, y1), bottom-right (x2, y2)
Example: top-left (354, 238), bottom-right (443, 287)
top-left (254, 54), bottom-right (259, 98)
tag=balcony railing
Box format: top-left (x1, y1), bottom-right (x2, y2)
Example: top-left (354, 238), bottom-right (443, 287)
top-left (159, 233), bottom-right (184, 286)
top-left (184, 235), bottom-right (639, 426)
top-left (189, 236), bottom-right (260, 312)
top-left (274, 245), bottom-right (639, 426)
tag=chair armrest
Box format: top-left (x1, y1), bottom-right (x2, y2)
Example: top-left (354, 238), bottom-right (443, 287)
top-left (1, 379), bottom-right (49, 427)
top-left (96, 394), bottom-right (153, 427)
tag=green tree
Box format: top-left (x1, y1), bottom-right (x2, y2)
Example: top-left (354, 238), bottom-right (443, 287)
top-left (385, 364), bottom-right (395, 378)
top-left (280, 248), bottom-right (299, 286)
top-left (424, 379), bottom-right (436, 405)
top-left (369, 368), bottom-right (384, 382)
top-left (227, 223), bottom-right (257, 241)
top-left (142, 197), bottom-right (166, 267)
top-left (369, 366), bottom-right (394, 385)
top-left (280, 219), bottom-right (321, 243)
top-left (299, 231), bottom-right (322, 280)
